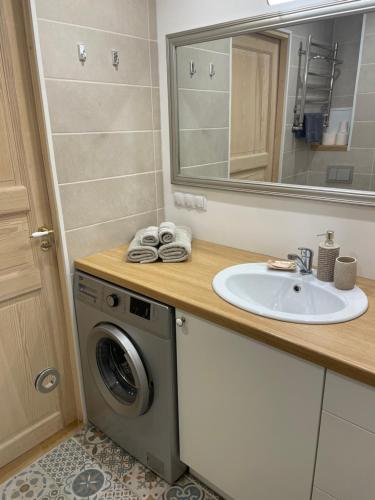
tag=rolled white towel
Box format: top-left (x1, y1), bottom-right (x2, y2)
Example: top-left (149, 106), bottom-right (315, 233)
top-left (159, 221), bottom-right (176, 244)
top-left (158, 226), bottom-right (192, 263)
top-left (127, 229), bottom-right (158, 264)
top-left (140, 225), bottom-right (159, 246)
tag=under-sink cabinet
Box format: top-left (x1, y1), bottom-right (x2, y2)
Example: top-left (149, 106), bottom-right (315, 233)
top-left (175, 310), bottom-right (325, 500)
top-left (313, 371), bottom-right (375, 500)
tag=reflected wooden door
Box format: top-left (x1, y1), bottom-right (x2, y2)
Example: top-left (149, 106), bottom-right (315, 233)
top-left (230, 33), bottom-right (281, 181)
top-left (0, 0), bottom-right (77, 467)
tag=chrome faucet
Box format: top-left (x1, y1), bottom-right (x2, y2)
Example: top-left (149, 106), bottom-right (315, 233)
top-left (287, 247), bottom-right (314, 274)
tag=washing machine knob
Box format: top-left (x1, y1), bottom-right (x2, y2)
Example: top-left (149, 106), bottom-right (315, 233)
top-left (106, 294), bottom-right (119, 308)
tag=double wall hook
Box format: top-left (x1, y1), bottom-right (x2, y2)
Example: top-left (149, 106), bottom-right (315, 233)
top-left (209, 63), bottom-right (215, 79)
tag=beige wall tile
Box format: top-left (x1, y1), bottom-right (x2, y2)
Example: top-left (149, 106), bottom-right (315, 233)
top-left (365, 12), bottom-right (375, 35)
top-left (60, 173), bottom-right (156, 230)
top-left (179, 129), bottom-right (228, 167)
top-left (351, 122), bottom-right (375, 148)
top-left (156, 208), bottom-right (165, 225)
top-left (282, 149), bottom-right (310, 178)
top-left (192, 39), bottom-right (231, 54)
top-left (154, 131), bottom-right (162, 171)
top-left (36, 0), bottom-right (148, 39)
top-left (54, 132), bottom-right (154, 183)
top-left (354, 92), bottom-right (375, 121)
top-left (289, 19), bottom-right (333, 42)
top-left (178, 89), bottom-right (229, 129)
top-left (156, 170), bottom-right (164, 209)
top-left (177, 46), bottom-right (230, 91)
top-left (333, 14), bottom-right (363, 44)
top-left (46, 80), bottom-right (152, 132)
top-left (39, 21), bottom-right (150, 85)
top-left (181, 162), bottom-right (228, 178)
top-left (331, 95), bottom-right (355, 107)
top-left (283, 127), bottom-right (307, 154)
top-left (309, 148), bottom-right (375, 174)
top-left (150, 41), bottom-right (159, 87)
top-left (152, 87), bottom-right (161, 130)
top-left (65, 210), bottom-right (157, 270)
top-left (147, 0), bottom-right (157, 40)
top-left (308, 171), bottom-right (372, 191)
top-left (287, 66), bottom-right (299, 98)
top-left (361, 34), bottom-right (375, 64)
top-left (333, 43), bottom-right (361, 98)
top-left (357, 64), bottom-right (375, 94)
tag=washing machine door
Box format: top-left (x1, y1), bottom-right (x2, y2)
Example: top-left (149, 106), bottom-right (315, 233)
top-left (88, 323), bottom-right (150, 417)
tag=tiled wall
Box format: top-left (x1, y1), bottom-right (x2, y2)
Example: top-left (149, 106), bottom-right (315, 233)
top-left (281, 14), bottom-right (373, 191)
top-left (177, 39), bottom-right (230, 178)
top-left (349, 12), bottom-right (375, 192)
top-left (281, 20), bottom-right (334, 184)
top-left (331, 15), bottom-right (362, 108)
top-left (34, 0), bottom-right (163, 269)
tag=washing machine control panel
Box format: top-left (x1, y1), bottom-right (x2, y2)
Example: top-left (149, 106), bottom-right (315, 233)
top-left (130, 297), bottom-right (151, 320)
top-left (106, 293), bottom-right (119, 308)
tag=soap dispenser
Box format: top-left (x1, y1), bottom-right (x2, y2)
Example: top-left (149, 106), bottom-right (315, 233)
top-left (317, 230), bottom-right (340, 282)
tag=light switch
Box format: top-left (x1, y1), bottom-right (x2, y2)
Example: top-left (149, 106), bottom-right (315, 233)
top-left (174, 191), bottom-right (207, 211)
top-left (184, 193), bottom-right (195, 208)
top-left (174, 192), bottom-right (184, 206)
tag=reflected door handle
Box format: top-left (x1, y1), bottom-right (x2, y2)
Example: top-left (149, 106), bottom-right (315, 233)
top-left (30, 226), bottom-right (54, 239)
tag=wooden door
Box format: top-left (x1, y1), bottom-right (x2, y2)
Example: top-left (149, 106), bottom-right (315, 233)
top-left (230, 34), bottom-right (281, 181)
top-left (0, 0), bottom-right (77, 467)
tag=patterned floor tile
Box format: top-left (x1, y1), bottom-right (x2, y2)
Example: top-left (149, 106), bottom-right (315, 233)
top-left (74, 426), bottom-right (137, 479)
top-left (163, 474), bottom-right (220, 500)
top-left (0, 464), bottom-right (62, 500)
top-left (0, 425), bottom-right (221, 500)
top-left (37, 437), bottom-right (97, 482)
top-left (121, 462), bottom-right (169, 499)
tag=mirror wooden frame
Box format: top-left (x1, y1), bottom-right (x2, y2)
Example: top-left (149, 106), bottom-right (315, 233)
top-left (167, 0), bottom-right (375, 206)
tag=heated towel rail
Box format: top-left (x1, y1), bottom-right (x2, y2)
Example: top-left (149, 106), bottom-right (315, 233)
top-left (292, 34), bottom-right (342, 132)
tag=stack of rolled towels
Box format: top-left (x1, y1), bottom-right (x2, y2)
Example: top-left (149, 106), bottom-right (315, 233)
top-left (127, 222), bottom-right (192, 264)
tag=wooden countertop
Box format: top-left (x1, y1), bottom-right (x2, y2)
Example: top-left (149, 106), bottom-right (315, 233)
top-left (75, 240), bottom-right (375, 387)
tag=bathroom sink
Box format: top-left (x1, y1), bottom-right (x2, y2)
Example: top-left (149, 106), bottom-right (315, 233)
top-left (212, 263), bottom-right (368, 324)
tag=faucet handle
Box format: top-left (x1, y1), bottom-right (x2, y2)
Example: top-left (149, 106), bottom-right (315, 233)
top-left (298, 247), bottom-right (314, 257)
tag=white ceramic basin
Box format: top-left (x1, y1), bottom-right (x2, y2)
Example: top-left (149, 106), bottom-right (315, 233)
top-left (212, 263), bottom-right (368, 324)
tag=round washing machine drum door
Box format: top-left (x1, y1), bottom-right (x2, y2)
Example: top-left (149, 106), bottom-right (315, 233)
top-left (88, 323), bottom-right (150, 417)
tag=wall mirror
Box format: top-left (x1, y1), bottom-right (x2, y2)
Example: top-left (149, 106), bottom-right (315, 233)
top-left (167, 1), bottom-right (375, 205)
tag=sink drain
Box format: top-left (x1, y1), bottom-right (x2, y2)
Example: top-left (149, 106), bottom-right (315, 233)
top-left (293, 285), bottom-right (302, 293)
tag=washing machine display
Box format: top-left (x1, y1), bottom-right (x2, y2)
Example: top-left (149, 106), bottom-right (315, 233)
top-left (88, 323), bottom-right (150, 418)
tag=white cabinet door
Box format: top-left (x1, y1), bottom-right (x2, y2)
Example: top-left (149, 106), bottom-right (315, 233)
top-left (314, 411), bottom-right (375, 500)
top-left (176, 310), bottom-right (325, 500)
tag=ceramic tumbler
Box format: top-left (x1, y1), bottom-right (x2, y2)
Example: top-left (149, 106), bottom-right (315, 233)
top-left (334, 256), bottom-right (357, 290)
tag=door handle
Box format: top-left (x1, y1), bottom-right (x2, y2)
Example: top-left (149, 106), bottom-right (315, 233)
top-left (30, 226), bottom-right (54, 239)
top-left (30, 226), bottom-right (54, 251)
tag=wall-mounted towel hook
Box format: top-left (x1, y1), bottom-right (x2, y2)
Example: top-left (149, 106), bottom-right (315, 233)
top-left (189, 60), bottom-right (196, 77)
top-left (112, 49), bottom-right (120, 68)
top-left (209, 63), bottom-right (215, 79)
top-left (77, 43), bottom-right (87, 63)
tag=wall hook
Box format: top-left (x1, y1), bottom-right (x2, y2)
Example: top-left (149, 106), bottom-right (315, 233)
top-left (77, 43), bottom-right (87, 63)
top-left (189, 60), bottom-right (196, 77)
top-left (112, 49), bottom-right (120, 68)
top-left (209, 63), bottom-right (215, 79)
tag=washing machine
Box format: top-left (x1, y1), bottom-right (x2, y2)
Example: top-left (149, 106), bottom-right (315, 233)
top-left (73, 271), bottom-right (186, 483)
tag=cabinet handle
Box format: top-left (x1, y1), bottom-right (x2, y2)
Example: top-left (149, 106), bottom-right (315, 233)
top-left (176, 317), bottom-right (185, 327)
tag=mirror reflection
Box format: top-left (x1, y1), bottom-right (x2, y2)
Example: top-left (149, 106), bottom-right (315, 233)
top-left (176, 13), bottom-right (374, 191)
